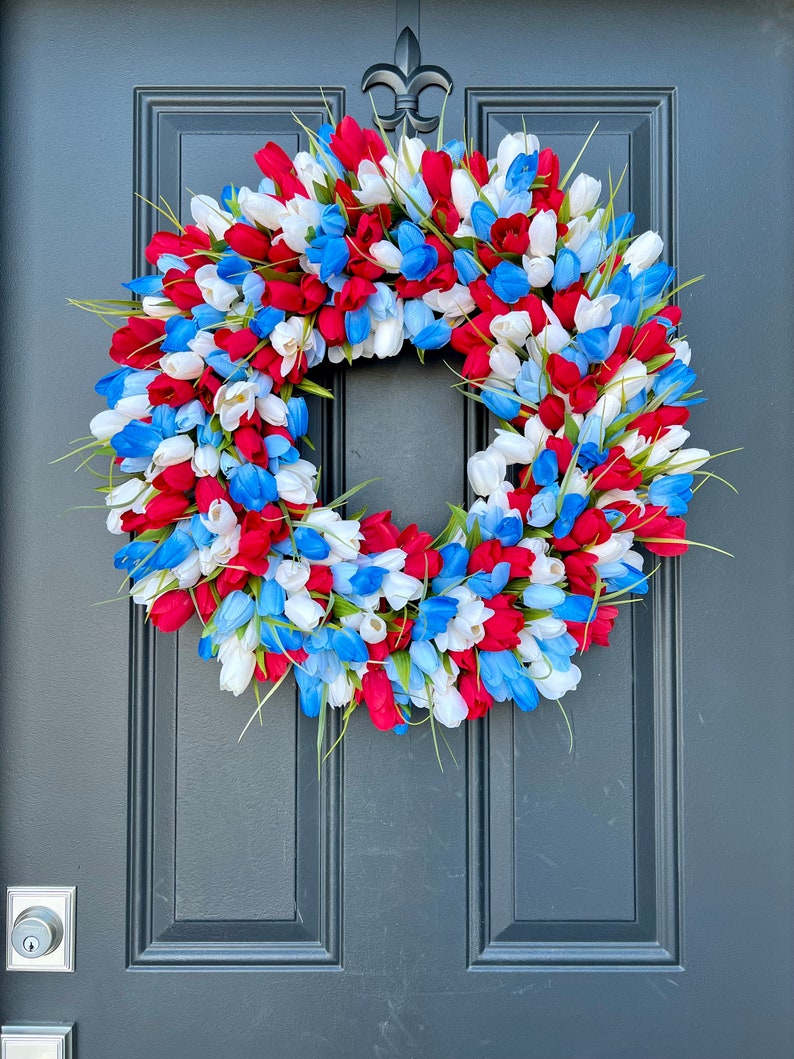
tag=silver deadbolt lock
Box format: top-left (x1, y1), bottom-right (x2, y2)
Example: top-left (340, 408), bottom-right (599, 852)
top-left (5, 887), bottom-right (75, 972)
top-left (10, 906), bottom-right (64, 959)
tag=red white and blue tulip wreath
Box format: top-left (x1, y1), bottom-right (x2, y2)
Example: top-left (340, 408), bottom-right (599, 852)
top-left (71, 115), bottom-right (723, 745)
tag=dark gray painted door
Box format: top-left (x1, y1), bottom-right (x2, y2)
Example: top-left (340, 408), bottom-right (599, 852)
top-left (2, 1), bottom-right (792, 1056)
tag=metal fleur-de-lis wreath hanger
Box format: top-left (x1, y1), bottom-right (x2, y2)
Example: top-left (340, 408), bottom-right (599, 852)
top-left (361, 26), bottom-right (453, 133)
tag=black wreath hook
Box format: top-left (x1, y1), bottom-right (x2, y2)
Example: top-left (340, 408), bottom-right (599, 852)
top-left (361, 26), bottom-right (453, 134)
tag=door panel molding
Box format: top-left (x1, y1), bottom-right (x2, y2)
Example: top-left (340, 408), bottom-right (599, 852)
top-left (126, 88), bottom-right (345, 969)
top-left (466, 87), bottom-right (681, 969)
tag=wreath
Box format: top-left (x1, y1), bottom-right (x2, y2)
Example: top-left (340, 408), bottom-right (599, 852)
top-left (73, 115), bottom-right (715, 743)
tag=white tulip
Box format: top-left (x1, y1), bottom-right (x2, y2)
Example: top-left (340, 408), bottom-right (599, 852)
top-left (327, 671), bottom-right (355, 709)
top-left (516, 630), bottom-right (543, 664)
top-left (114, 394), bottom-right (151, 421)
top-left (530, 660), bottom-right (582, 699)
top-left (672, 339), bottom-right (692, 365)
top-left (434, 587), bottom-right (493, 653)
top-left (490, 311), bottom-right (532, 347)
top-left (255, 393), bottom-right (289, 426)
top-left (520, 539), bottom-right (566, 585)
top-left (574, 293), bottom-right (620, 333)
top-left (603, 360), bottom-right (648, 402)
top-left (369, 239), bottom-right (403, 271)
top-left (567, 173), bottom-right (602, 217)
top-left (423, 284), bottom-right (476, 324)
top-left (190, 194), bottom-right (233, 240)
top-left (371, 548), bottom-right (408, 572)
top-left (237, 186), bottom-right (286, 230)
top-left (200, 498), bottom-right (238, 537)
top-left (528, 209), bottom-right (557, 258)
top-left (523, 254), bottom-right (555, 288)
top-left (623, 231), bottom-right (664, 277)
top-left (132, 572), bottom-right (173, 606)
top-left (270, 317), bottom-right (308, 375)
top-left (292, 151), bottom-right (325, 196)
top-left (467, 449), bottom-right (507, 497)
top-left (106, 477), bottom-right (149, 510)
top-left (194, 264), bottom-right (239, 312)
top-left (218, 640), bottom-right (256, 696)
top-left (275, 459), bottom-right (317, 505)
top-left (191, 444), bottom-right (220, 477)
top-left (666, 447), bottom-right (711, 472)
top-left (160, 349), bottom-right (205, 379)
top-left (284, 590), bottom-right (326, 632)
top-left (89, 408), bottom-right (134, 442)
top-left (397, 134), bottom-right (426, 174)
top-left (275, 558), bottom-right (311, 593)
top-left (526, 616), bottom-right (568, 640)
top-left (381, 571), bottom-right (424, 611)
top-left (450, 168), bottom-right (479, 220)
top-left (489, 344), bottom-right (522, 383)
top-left (355, 161), bottom-right (392, 205)
top-left (141, 296), bottom-right (180, 319)
top-left (491, 428), bottom-right (535, 465)
top-left (151, 435), bottom-right (195, 469)
top-left (370, 316), bottom-right (404, 359)
top-left (432, 685), bottom-right (469, 728)
top-left (359, 612), bottom-right (388, 644)
top-left (172, 551), bottom-right (201, 589)
top-left (214, 379), bottom-right (258, 432)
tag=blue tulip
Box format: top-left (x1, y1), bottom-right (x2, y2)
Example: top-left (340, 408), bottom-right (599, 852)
top-left (293, 526), bottom-right (331, 560)
top-left (294, 666), bottom-right (322, 718)
top-left (409, 639), bottom-right (441, 675)
top-left (400, 243), bottom-right (438, 281)
top-left (553, 594), bottom-right (594, 623)
top-left (213, 590), bottom-right (255, 639)
top-left (515, 359), bottom-right (546, 403)
top-left (505, 151), bottom-right (539, 193)
top-left (251, 306), bottom-right (285, 339)
top-left (509, 671), bottom-right (539, 712)
top-left (411, 596), bottom-right (459, 641)
top-left (606, 212), bottom-right (635, 245)
top-left (286, 397), bottom-right (308, 440)
top-left (481, 386), bottom-right (521, 420)
top-left (111, 420), bottom-right (162, 459)
top-left (228, 463), bottom-right (278, 511)
top-left (216, 253), bottom-right (252, 284)
top-left (156, 529), bottom-right (195, 571)
top-left (349, 565), bottom-right (387, 596)
top-left (523, 585), bottom-right (566, 610)
top-left (403, 299), bottom-right (434, 340)
top-left (197, 635), bottom-right (215, 661)
top-left (113, 540), bottom-right (157, 579)
top-left (175, 399), bottom-right (206, 433)
top-left (161, 315), bottom-right (199, 353)
top-left (648, 473), bottom-right (694, 515)
top-left (257, 578), bottom-right (286, 617)
top-left (453, 248), bottom-right (480, 285)
top-left (467, 561), bottom-right (511, 599)
top-left (471, 201), bottom-right (496, 241)
top-left (552, 248), bottom-right (582, 291)
top-left (345, 304), bottom-right (371, 344)
top-left (319, 204), bottom-right (347, 238)
top-left (532, 449), bottom-right (558, 487)
top-left (527, 486), bottom-right (559, 528)
top-left (552, 493), bottom-right (588, 538)
top-left (191, 304), bottom-right (226, 330)
top-left (404, 177), bottom-right (433, 224)
top-left (413, 319), bottom-right (452, 350)
top-left (260, 620), bottom-right (303, 654)
top-left (487, 261), bottom-right (530, 304)
top-left (330, 628), bottom-right (369, 664)
top-left (122, 274), bottom-right (163, 296)
top-left (190, 513), bottom-right (216, 548)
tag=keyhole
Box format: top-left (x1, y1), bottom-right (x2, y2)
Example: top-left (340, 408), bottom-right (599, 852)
top-left (23, 936), bottom-right (39, 953)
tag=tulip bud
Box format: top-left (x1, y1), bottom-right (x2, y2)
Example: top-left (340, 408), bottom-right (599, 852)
top-left (467, 449), bottom-right (507, 497)
top-left (567, 173), bottom-right (602, 217)
top-left (623, 230), bottom-right (664, 277)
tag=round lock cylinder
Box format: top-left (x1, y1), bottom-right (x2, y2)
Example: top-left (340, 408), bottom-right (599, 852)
top-left (10, 906), bottom-right (64, 959)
